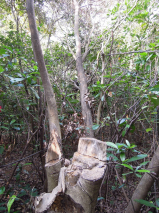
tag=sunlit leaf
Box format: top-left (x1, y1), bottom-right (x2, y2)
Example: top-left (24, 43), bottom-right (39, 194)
top-left (126, 154), bottom-right (147, 163)
top-left (106, 142), bottom-right (118, 149)
top-left (7, 195), bottom-right (17, 213)
top-left (125, 140), bottom-right (130, 147)
top-left (135, 199), bottom-right (156, 208)
top-left (120, 153), bottom-right (126, 162)
top-left (146, 128), bottom-right (152, 132)
top-left (136, 169), bottom-right (150, 173)
top-left (121, 164), bottom-right (134, 171)
top-left (10, 119), bottom-right (16, 125)
top-left (92, 124), bottom-right (99, 130)
top-left (0, 66), bottom-right (4, 73)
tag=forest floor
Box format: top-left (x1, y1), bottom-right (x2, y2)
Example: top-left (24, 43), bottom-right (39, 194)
top-left (0, 135), bottom-right (155, 213)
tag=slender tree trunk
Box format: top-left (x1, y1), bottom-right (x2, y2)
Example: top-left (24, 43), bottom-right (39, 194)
top-left (26, 0), bottom-right (61, 138)
top-left (74, 0), bottom-right (94, 137)
top-left (125, 145), bottom-right (159, 213)
top-left (97, 53), bottom-right (105, 125)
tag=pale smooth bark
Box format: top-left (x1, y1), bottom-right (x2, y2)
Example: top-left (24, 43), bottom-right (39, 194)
top-left (26, 0), bottom-right (61, 138)
top-left (74, 0), bottom-right (94, 137)
top-left (125, 145), bottom-right (159, 213)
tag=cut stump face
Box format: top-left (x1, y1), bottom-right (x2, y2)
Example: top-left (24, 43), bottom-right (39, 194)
top-left (34, 137), bottom-right (107, 213)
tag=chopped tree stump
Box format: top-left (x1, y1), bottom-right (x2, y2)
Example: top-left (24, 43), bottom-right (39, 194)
top-left (34, 137), bottom-right (107, 213)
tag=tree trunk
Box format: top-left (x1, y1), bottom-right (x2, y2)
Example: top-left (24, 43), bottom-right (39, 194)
top-left (34, 137), bottom-right (107, 213)
top-left (74, 0), bottom-right (94, 137)
top-left (26, 0), bottom-right (63, 193)
top-left (125, 145), bottom-right (159, 213)
top-left (26, 0), bottom-right (61, 139)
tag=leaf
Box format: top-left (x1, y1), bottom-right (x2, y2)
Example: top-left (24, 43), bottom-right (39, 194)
top-left (10, 119), bottom-right (16, 125)
top-left (107, 153), bottom-right (119, 161)
top-left (0, 66), bottom-right (4, 73)
top-left (106, 142), bottom-right (118, 149)
top-left (122, 171), bottom-right (133, 176)
top-left (92, 124), bottom-right (99, 130)
top-left (136, 169), bottom-right (150, 173)
top-left (120, 153), bottom-right (126, 162)
top-left (117, 118), bottom-right (126, 124)
top-left (122, 130), bottom-right (126, 137)
top-left (0, 49), bottom-right (6, 55)
top-left (136, 173), bottom-right (142, 178)
top-left (0, 186), bottom-right (5, 195)
top-left (146, 128), bottom-right (152, 132)
top-left (0, 146), bottom-right (4, 155)
top-left (0, 207), bottom-right (6, 211)
top-left (142, 106), bottom-right (148, 109)
top-left (126, 154), bottom-right (147, 163)
top-left (125, 140), bottom-right (130, 147)
top-left (33, 65), bottom-right (38, 70)
top-left (135, 199), bottom-right (156, 208)
top-left (30, 88), bottom-right (39, 99)
top-left (156, 198), bottom-right (159, 207)
top-left (18, 189), bottom-right (27, 197)
top-left (119, 184), bottom-right (125, 189)
top-left (7, 195), bottom-right (17, 213)
top-left (97, 197), bottom-right (105, 201)
top-left (121, 164), bottom-right (134, 171)
top-left (13, 127), bottom-right (20, 130)
top-left (101, 95), bottom-right (104, 101)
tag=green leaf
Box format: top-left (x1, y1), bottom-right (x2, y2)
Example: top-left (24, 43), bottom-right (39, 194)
top-left (0, 146), bottom-right (4, 155)
top-left (0, 186), bottom-right (5, 195)
top-left (0, 66), bottom-right (4, 73)
top-left (7, 195), bottom-right (17, 213)
top-left (121, 164), bottom-right (134, 171)
top-left (92, 124), bottom-right (99, 130)
top-left (120, 153), bottom-right (126, 162)
top-left (136, 173), bottom-right (142, 178)
top-left (140, 161), bottom-right (149, 166)
top-left (10, 119), bottom-right (16, 125)
top-left (126, 154), bottom-right (147, 163)
top-left (0, 207), bottom-right (6, 211)
top-left (135, 199), bottom-right (156, 208)
top-left (146, 128), bottom-right (152, 132)
top-left (33, 65), bottom-right (38, 70)
top-left (0, 49), bottom-right (6, 55)
top-left (122, 171), bottom-right (133, 176)
top-left (106, 142), bottom-right (118, 149)
top-left (122, 130), bottom-right (126, 137)
top-left (136, 169), bottom-right (150, 173)
top-left (107, 153), bottom-right (119, 161)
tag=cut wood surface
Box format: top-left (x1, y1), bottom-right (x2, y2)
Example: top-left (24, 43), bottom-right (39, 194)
top-left (34, 137), bottom-right (107, 213)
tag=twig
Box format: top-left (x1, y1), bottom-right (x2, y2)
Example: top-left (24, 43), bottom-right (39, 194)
top-left (115, 167), bottom-right (129, 203)
top-left (0, 150), bottom-right (45, 168)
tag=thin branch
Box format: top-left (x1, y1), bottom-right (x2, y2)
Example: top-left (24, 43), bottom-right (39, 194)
top-left (0, 150), bottom-right (45, 168)
top-left (105, 49), bottom-right (159, 56)
top-left (115, 167), bottom-right (129, 203)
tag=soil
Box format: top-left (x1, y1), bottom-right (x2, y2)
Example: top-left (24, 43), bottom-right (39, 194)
top-left (0, 135), bottom-right (155, 213)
